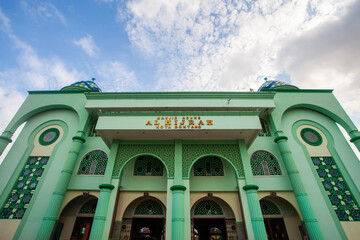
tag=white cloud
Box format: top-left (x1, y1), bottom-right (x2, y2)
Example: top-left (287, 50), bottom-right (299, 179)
top-left (97, 61), bottom-right (140, 92)
top-left (20, 0), bottom-right (67, 26)
top-left (0, 7), bottom-right (10, 29)
top-left (73, 34), bottom-right (100, 57)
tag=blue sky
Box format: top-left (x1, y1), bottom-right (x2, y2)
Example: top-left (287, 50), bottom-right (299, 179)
top-left (0, 0), bottom-right (360, 134)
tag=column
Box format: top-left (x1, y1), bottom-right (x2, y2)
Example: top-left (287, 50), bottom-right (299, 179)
top-left (0, 131), bottom-right (13, 156)
top-left (238, 140), bottom-right (267, 240)
top-left (274, 132), bottom-right (324, 240)
top-left (349, 130), bottom-right (360, 152)
top-left (37, 133), bottom-right (86, 240)
top-left (89, 141), bottom-right (120, 240)
top-left (170, 140), bottom-right (186, 240)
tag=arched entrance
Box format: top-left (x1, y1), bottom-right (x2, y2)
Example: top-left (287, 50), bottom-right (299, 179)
top-left (119, 197), bottom-right (166, 240)
top-left (54, 195), bottom-right (98, 240)
top-left (260, 196), bottom-right (306, 240)
top-left (191, 197), bottom-right (238, 240)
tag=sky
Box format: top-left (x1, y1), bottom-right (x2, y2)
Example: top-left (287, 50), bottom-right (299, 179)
top-left (0, 0), bottom-right (360, 136)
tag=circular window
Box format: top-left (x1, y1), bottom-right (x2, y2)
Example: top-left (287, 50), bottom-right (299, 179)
top-left (300, 128), bottom-right (323, 146)
top-left (39, 128), bottom-right (60, 146)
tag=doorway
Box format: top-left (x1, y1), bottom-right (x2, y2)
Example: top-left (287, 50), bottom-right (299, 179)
top-left (264, 218), bottom-right (289, 240)
top-left (70, 217), bottom-right (94, 240)
top-left (194, 218), bottom-right (227, 240)
top-left (131, 218), bottom-right (164, 240)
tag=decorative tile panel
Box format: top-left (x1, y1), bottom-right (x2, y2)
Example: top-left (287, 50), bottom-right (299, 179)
top-left (194, 200), bottom-right (223, 215)
top-left (251, 150), bottom-right (282, 176)
top-left (77, 150), bottom-right (108, 175)
top-left (0, 156), bottom-right (49, 219)
top-left (182, 144), bottom-right (244, 177)
top-left (260, 199), bottom-right (281, 215)
top-left (113, 144), bottom-right (175, 177)
top-left (301, 128), bottom-right (323, 146)
top-left (311, 157), bottom-right (360, 221)
top-left (134, 199), bottom-right (164, 215)
top-left (79, 199), bottom-right (98, 214)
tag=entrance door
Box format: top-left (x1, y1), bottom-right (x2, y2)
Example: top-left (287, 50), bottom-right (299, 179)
top-left (131, 218), bottom-right (164, 240)
top-left (194, 218), bottom-right (227, 240)
top-left (264, 218), bottom-right (289, 240)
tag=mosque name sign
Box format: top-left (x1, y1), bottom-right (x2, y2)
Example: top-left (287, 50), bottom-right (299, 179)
top-left (145, 116), bottom-right (213, 129)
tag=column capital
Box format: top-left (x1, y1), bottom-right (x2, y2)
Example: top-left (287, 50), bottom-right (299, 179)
top-left (243, 184), bottom-right (259, 191)
top-left (350, 136), bottom-right (360, 143)
top-left (72, 136), bottom-right (86, 143)
top-left (274, 136), bottom-right (288, 143)
top-left (170, 185), bottom-right (186, 191)
top-left (99, 184), bottom-right (115, 190)
top-left (0, 136), bottom-right (12, 143)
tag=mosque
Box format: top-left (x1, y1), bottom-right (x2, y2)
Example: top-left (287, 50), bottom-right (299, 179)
top-left (0, 79), bottom-right (359, 240)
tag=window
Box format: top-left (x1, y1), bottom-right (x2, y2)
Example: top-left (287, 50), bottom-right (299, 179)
top-left (250, 150), bottom-right (282, 176)
top-left (77, 150), bottom-right (108, 175)
top-left (193, 156), bottom-right (224, 176)
top-left (133, 156), bottom-right (164, 176)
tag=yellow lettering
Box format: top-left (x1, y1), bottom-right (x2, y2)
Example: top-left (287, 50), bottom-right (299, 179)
top-left (175, 117), bottom-right (177, 120)
top-left (146, 120), bottom-right (152, 125)
top-left (157, 117), bottom-right (160, 120)
top-left (175, 120), bottom-right (178, 125)
top-left (190, 117), bottom-right (193, 120)
top-left (160, 125), bottom-right (163, 129)
top-left (186, 117), bottom-right (189, 120)
top-left (180, 120), bottom-right (185, 125)
top-left (199, 126), bottom-right (201, 129)
top-left (161, 117), bottom-right (164, 120)
top-left (188, 120), bottom-right (194, 125)
top-left (198, 120), bottom-right (204, 125)
top-left (165, 120), bottom-right (171, 125)
top-left (156, 125), bottom-right (159, 129)
top-left (154, 120), bottom-right (160, 125)
top-left (207, 120), bottom-right (213, 125)
top-left (175, 126), bottom-right (178, 129)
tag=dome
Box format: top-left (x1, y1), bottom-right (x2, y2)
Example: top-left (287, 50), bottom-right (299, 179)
top-left (258, 79), bottom-right (298, 91)
top-left (61, 78), bottom-right (101, 92)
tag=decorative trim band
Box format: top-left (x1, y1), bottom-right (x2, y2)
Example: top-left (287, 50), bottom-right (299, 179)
top-left (170, 185), bottom-right (187, 191)
top-left (274, 136), bottom-right (288, 143)
top-left (0, 136), bottom-right (12, 143)
top-left (172, 218), bottom-right (185, 222)
top-left (72, 136), bottom-right (86, 143)
top-left (94, 216), bottom-right (106, 220)
top-left (99, 184), bottom-right (115, 190)
top-left (242, 184), bottom-right (259, 191)
top-left (350, 136), bottom-right (360, 143)
top-left (303, 218), bottom-right (318, 223)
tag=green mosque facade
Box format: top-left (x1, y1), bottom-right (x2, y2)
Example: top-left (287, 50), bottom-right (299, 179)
top-left (0, 80), bottom-right (360, 240)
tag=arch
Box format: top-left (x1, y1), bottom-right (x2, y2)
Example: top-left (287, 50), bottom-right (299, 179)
top-left (192, 155), bottom-right (225, 177)
top-left (281, 104), bottom-right (357, 134)
top-left (133, 155), bottom-right (165, 177)
top-left (250, 150), bottom-right (283, 176)
top-left (55, 194), bottom-right (98, 240)
top-left (122, 196), bottom-right (166, 219)
top-left (5, 104), bottom-right (81, 134)
top-left (76, 149), bottom-right (109, 175)
top-left (188, 153), bottom-right (237, 178)
top-left (260, 195), bottom-right (300, 217)
top-left (182, 144), bottom-right (244, 178)
top-left (191, 196), bottom-right (236, 219)
top-left (119, 153), bottom-right (169, 179)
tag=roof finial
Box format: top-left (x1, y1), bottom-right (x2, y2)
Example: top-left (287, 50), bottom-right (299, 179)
top-left (264, 77), bottom-right (268, 81)
top-left (91, 78), bottom-right (96, 81)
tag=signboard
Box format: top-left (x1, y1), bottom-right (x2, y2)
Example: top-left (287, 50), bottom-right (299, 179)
top-left (145, 116), bottom-right (213, 129)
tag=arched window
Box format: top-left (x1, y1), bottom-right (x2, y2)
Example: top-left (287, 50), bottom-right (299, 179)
top-left (250, 150), bottom-right (282, 176)
top-left (133, 155), bottom-right (164, 176)
top-left (258, 119), bottom-right (271, 137)
top-left (134, 199), bottom-right (164, 215)
top-left (77, 150), bottom-right (108, 175)
top-left (194, 200), bottom-right (223, 215)
top-left (193, 156), bottom-right (224, 176)
top-left (260, 199), bottom-right (281, 215)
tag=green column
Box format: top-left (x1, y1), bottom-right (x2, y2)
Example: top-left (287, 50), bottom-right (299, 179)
top-left (89, 184), bottom-right (115, 240)
top-left (349, 131), bottom-right (360, 152)
top-left (274, 133), bottom-right (324, 240)
top-left (242, 185), bottom-right (267, 240)
top-left (37, 134), bottom-right (86, 240)
top-left (170, 140), bottom-right (186, 240)
top-left (170, 184), bottom-right (187, 240)
top-left (89, 141), bottom-right (119, 240)
top-left (0, 131), bottom-right (13, 156)
top-left (238, 140), bottom-right (267, 240)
